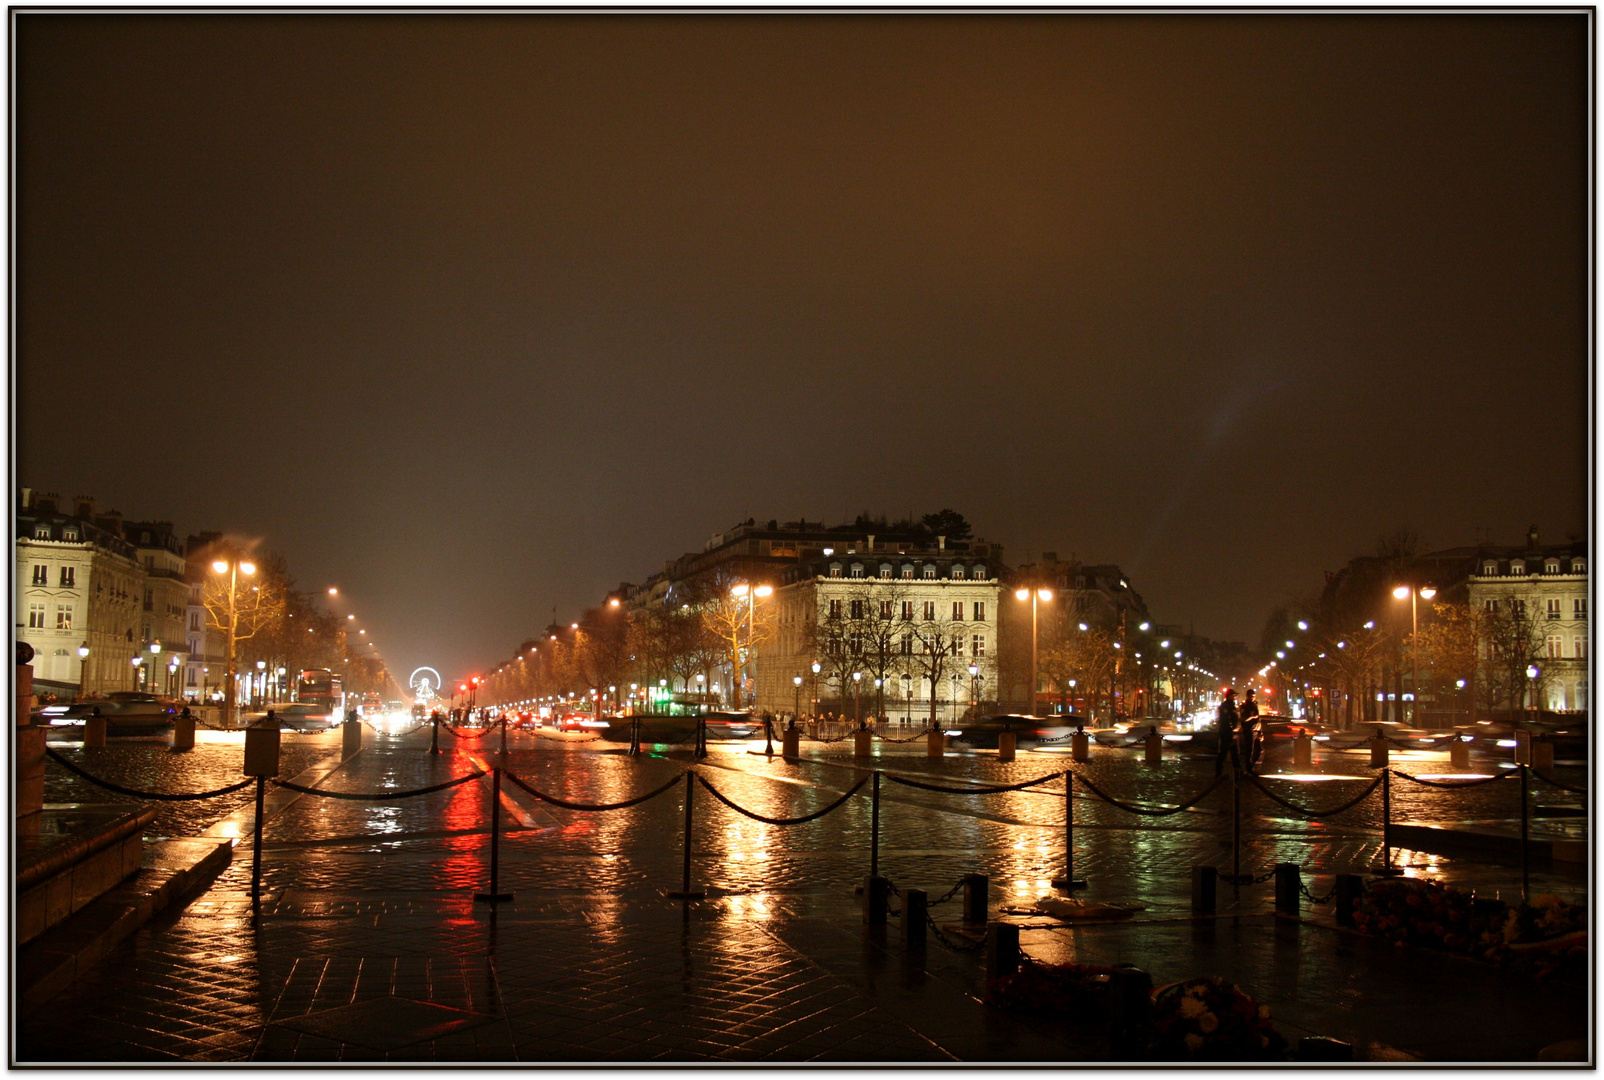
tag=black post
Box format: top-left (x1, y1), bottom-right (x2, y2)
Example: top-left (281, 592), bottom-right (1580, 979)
top-left (1191, 866), bottom-right (1217, 913)
top-left (476, 768), bottom-right (513, 902)
top-left (251, 776), bottom-right (266, 906)
top-left (1274, 863), bottom-right (1300, 914)
top-left (500, 715), bottom-right (508, 756)
top-left (1373, 769), bottom-right (1402, 875)
top-left (1334, 874), bottom-right (1364, 926)
top-left (1052, 771), bottom-right (1085, 889)
top-left (984, 922), bottom-right (1020, 983)
top-left (903, 888), bottom-right (928, 958)
top-left (962, 874), bottom-right (989, 925)
top-left (629, 715), bottom-right (640, 757)
top-left (431, 712), bottom-right (440, 754)
top-left (764, 715), bottom-right (774, 756)
top-left (667, 772), bottom-right (704, 898)
top-left (870, 771), bottom-right (881, 880)
top-left (1520, 763), bottom-right (1530, 902)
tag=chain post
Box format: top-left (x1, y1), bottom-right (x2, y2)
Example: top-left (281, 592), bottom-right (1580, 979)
top-left (476, 766), bottom-right (513, 902)
top-left (500, 715), bottom-right (508, 756)
top-left (1052, 771), bottom-right (1085, 889)
top-left (1373, 769), bottom-right (1403, 875)
top-left (431, 712), bottom-right (440, 754)
top-left (1520, 762), bottom-right (1530, 902)
top-left (250, 775), bottom-right (265, 907)
top-left (667, 771), bottom-right (704, 898)
top-left (870, 770), bottom-right (881, 881)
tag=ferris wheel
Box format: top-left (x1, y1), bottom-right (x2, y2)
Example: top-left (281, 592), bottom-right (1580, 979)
top-left (409, 667), bottom-right (442, 703)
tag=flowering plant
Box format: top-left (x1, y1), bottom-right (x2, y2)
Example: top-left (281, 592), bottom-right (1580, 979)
top-left (1149, 977), bottom-right (1286, 1061)
top-left (986, 960), bottom-right (1128, 1016)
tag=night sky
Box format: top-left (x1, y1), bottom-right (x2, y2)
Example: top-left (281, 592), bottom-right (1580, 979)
top-left (17, 14), bottom-right (1590, 684)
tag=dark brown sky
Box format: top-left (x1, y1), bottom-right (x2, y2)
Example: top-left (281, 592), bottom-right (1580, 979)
top-left (17, 14), bottom-right (1590, 682)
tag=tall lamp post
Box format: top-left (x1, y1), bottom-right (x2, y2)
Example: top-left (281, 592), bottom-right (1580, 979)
top-left (148, 640), bottom-right (162, 693)
top-left (730, 583), bottom-right (773, 710)
top-left (810, 660), bottom-right (821, 717)
top-left (968, 663), bottom-right (979, 718)
top-left (77, 642), bottom-right (90, 700)
top-left (1391, 584), bottom-right (1437, 725)
top-left (210, 557), bottom-right (256, 727)
top-left (852, 671), bottom-right (862, 727)
top-left (792, 674), bottom-right (803, 720)
top-left (1014, 586), bottom-right (1054, 716)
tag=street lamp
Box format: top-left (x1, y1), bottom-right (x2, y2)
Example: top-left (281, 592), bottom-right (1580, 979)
top-left (731, 582), bottom-right (773, 710)
top-left (209, 556), bottom-right (256, 726)
top-left (793, 674), bottom-right (803, 719)
top-left (76, 642), bottom-right (89, 700)
top-left (1014, 586), bottom-right (1054, 715)
top-left (968, 662), bottom-right (979, 717)
top-left (810, 660), bottom-right (821, 716)
top-left (852, 671), bottom-right (863, 726)
top-left (1392, 584), bottom-right (1437, 724)
top-left (256, 660), bottom-right (267, 710)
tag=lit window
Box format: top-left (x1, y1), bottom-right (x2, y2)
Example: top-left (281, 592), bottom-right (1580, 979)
top-left (972, 634), bottom-right (986, 657)
top-left (829, 563), bottom-right (842, 579)
top-left (1511, 561), bottom-right (1525, 576)
top-left (33, 525), bottom-right (49, 540)
top-left (31, 565), bottom-right (47, 586)
top-left (953, 635), bottom-right (964, 657)
top-left (952, 602), bottom-right (965, 621)
top-left (55, 604), bottom-right (73, 630)
top-left (1546, 561), bottom-right (1560, 574)
top-left (879, 564), bottom-right (892, 579)
top-left (1483, 562), bottom-right (1498, 575)
top-left (973, 601), bottom-right (986, 621)
top-left (951, 565), bottom-right (966, 580)
top-left (901, 564), bottom-right (914, 579)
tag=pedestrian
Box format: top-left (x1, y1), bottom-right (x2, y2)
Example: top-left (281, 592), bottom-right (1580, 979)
top-left (1214, 688), bottom-right (1240, 777)
top-left (1238, 689), bottom-right (1262, 774)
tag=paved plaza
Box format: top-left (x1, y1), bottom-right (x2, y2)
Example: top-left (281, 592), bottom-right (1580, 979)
top-left (16, 724), bottom-right (1590, 1063)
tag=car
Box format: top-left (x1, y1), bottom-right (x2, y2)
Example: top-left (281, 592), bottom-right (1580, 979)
top-left (36, 702), bottom-right (102, 726)
top-left (44, 694), bottom-right (179, 733)
top-left (265, 702), bottom-right (340, 731)
top-left (949, 714), bottom-right (1077, 749)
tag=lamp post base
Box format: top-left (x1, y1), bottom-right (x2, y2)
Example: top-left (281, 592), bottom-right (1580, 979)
top-left (1050, 877), bottom-right (1088, 890)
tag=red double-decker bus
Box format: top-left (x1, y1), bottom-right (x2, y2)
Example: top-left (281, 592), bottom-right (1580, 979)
top-left (295, 669), bottom-right (346, 716)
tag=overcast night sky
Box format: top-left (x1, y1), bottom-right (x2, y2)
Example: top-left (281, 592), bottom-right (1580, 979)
top-left (16, 13), bottom-right (1589, 684)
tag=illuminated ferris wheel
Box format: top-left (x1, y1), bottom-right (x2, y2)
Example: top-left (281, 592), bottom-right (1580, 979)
top-left (409, 667), bottom-right (442, 703)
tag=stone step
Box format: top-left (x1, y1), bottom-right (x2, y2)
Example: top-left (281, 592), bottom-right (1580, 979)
top-left (17, 837), bottom-right (232, 1017)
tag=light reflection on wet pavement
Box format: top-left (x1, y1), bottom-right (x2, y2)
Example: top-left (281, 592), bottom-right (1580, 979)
top-left (19, 726), bottom-right (1587, 1062)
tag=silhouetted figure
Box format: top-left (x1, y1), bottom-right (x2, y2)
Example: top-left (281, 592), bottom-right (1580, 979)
top-left (1238, 689), bottom-right (1262, 774)
top-left (1214, 689), bottom-right (1240, 777)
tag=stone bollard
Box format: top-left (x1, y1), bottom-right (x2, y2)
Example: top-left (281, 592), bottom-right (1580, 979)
top-left (1191, 866), bottom-right (1217, 913)
top-left (1293, 732), bottom-right (1312, 767)
top-left (962, 874), bottom-right (989, 925)
top-left (863, 875), bottom-right (890, 926)
top-left (1533, 739), bottom-right (1555, 771)
top-left (998, 731), bottom-right (1016, 763)
top-left (1450, 738), bottom-right (1471, 769)
top-left (342, 718), bottom-right (362, 759)
top-left (782, 727), bottom-right (800, 759)
top-left (1108, 967), bottom-right (1155, 1055)
top-left (1274, 863), bottom-right (1301, 914)
top-left (244, 722), bottom-right (281, 778)
top-left (854, 728), bottom-right (872, 759)
top-left (926, 729), bottom-right (945, 758)
top-left (172, 710), bottom-right (196, 751)
top-left (1144, 727), bottom-right (1162, 764)
top-left (84, 712), bottom-right (108, 749)
top-left (984, 922), bottom-right (1020, 985)
top-left (1334, 873), bottom-right (1365, 927)
top-left (1368, 734), bottom-right (1389, 768)
top-left (902, 888), bottom-right (928, 958)
top-left (1071, 727), bottom-right (1090, 763)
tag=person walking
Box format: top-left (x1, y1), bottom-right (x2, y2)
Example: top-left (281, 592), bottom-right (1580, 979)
top-left (1238, 689), bottom-right (1262, 773)
top-left (1214, 688), bottom-right (1240, 777)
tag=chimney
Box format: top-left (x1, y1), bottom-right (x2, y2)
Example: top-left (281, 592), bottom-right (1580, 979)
top-left (34, 491), bottom-right (59, 515)
top-left (867, 534), bottom-right (875, 551)
top-left (20, 487), bottom-right (30, 509)
top-left (1528, 525), bottom-right (1540, 550)
top-left (95, 510), bottom-right (123, 536)
top-left (938, 535), bottom-right (946, 551)
top-left (74, 496), bottom-right (95, 520)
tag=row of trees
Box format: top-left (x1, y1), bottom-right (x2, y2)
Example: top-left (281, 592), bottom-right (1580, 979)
top-left (197, 548), bottom-right (399, 717)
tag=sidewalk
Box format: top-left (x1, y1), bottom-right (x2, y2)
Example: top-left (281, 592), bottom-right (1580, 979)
top-left (15, 728), bottom-right (1590, 1063)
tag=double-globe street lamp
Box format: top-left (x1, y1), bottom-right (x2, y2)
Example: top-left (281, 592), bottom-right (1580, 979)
top-left (1391, 584), bottom-right (1437, 725)
top-left (730, 583), bottom-right (773, 710)
top-left (1014, 585), bottom-right (1054, 716)
top-left (210, 556), bottom-right (257, 726)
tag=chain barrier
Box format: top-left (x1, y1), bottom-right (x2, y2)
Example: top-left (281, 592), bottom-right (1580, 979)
top-left (926, 877), bottom-right (968, 908)
top-left (871, 728), bottom-right (933, 744)
top-left (438, 717), bottom-right (508, 740)
top-left (695, 773), bottom-right (868, 825)
top-left (802, 730), bottom-right (857, 744)
top-left (925, 911), bottom-right (990, 953)
top-left (883, 770), bottom-right (1066, 796)
top-left (1074, 771), bottom-right (1226, 816)
top-left (503, 769), bottom-right (685, 812)
top-left (1532, 770), bottom-right (1587, 795)
top-left (1389, 769), bottom-right (1510, 789)
top-left (44, 747), bottom-right (256, 801)
top-left (1245, 773), bottom-right (1382, 818)
top-left (1218, 868), bottom-right (1278, 886)
top-left (1299, 879), bottom-right (1338, 905)
top-left (271, 770), bottom-right (487, 800)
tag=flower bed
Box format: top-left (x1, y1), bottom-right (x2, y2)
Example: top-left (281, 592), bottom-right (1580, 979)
top-left (1353, 879), bottom-right (1586, 982)
top-left (1150, 977), bottom-right (1287, 1061)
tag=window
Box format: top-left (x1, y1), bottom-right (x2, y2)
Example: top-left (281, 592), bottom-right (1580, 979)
top-left (923, 601), bottom-right (936, 620)
top-left (1512, 599), bottom-right (1526, 617)
top-left (829, 599), bottom-right (843, 617)
top-left (974, 565), bottom-right (986, 579)
top-left (923, 565), bottom-right (936, 579)
top-left (952, 601), bottom-right (965, 620)
top-left (31, 565), bottom-right (47, 586)
top-left (1575, 636), bottom-right (1588, 660)
top-left (951, 565), bottom-right (966, 580)
top-left (973, 601), bottom-right (986, 622)
top-left (62, 528), bottom-right (78, 541)
top-left (879, 600), bottom-right (893, 619)
top-left (1511, 561), bottom-right (1525, 575)
top-left (972, 634), bottom-right (986, 657)
top-left (1575, 598), bottom-right (1588, 619)
top-left (186, 667), bottom-right (196, 687)
top-left (1548, 598), bottom-right (1562, 620)
top-left (901, 634), bottom-right (913, 655)
top-left (849, 633), bottom-right (863, 653)
top-left (850, 564), bottom-right (864, 579)
top-left (850, 599), bottom-right (864, 619)
top-left (1483, 599), bottom-right (1499, 613)
top-left (55, 604), bottom-right (73, 630)
top-left (901, 601), bottom-right (914, 620)
top-left (901, 564), bottom-right (914, 580)
top-left (1546, 561), bottom-right (1560, 574)
top-left (828, 564), bottom-right (842, 578)
top-left (1483, 562), bottom-right (1498, 576)
top-left (27, 603), bottom-right (45, 629)
top-left (952, 635), bottom-right (964, 657)
top-left (1547, 635), bottom-right (1564, 659)
top-left (879, 564), bottom-right (892, 579)
top-left (60, 566), bottom-right (75, 588)
top-left (1575, 560), bottom-right (1587, 575)
top-left (1076, 575), bottom-right (1086, 588)
top-left (33, 525), bottom-right (49, 540)
top-left (190, 612), bottom-right (201, 631)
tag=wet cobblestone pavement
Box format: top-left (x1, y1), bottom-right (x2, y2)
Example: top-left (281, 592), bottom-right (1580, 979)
top-left (18, 726), bottom-right (1589, 1063)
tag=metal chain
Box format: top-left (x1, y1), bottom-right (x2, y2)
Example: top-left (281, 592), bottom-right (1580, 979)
top-left (1217, 869), bottom-right (1277, 886)
top-left (927, 878), bottom-right (968, 907)
top-left (925, 911), bottom-right (991, 953)
top-left (1299, 880), bottom-right (1338, 904)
